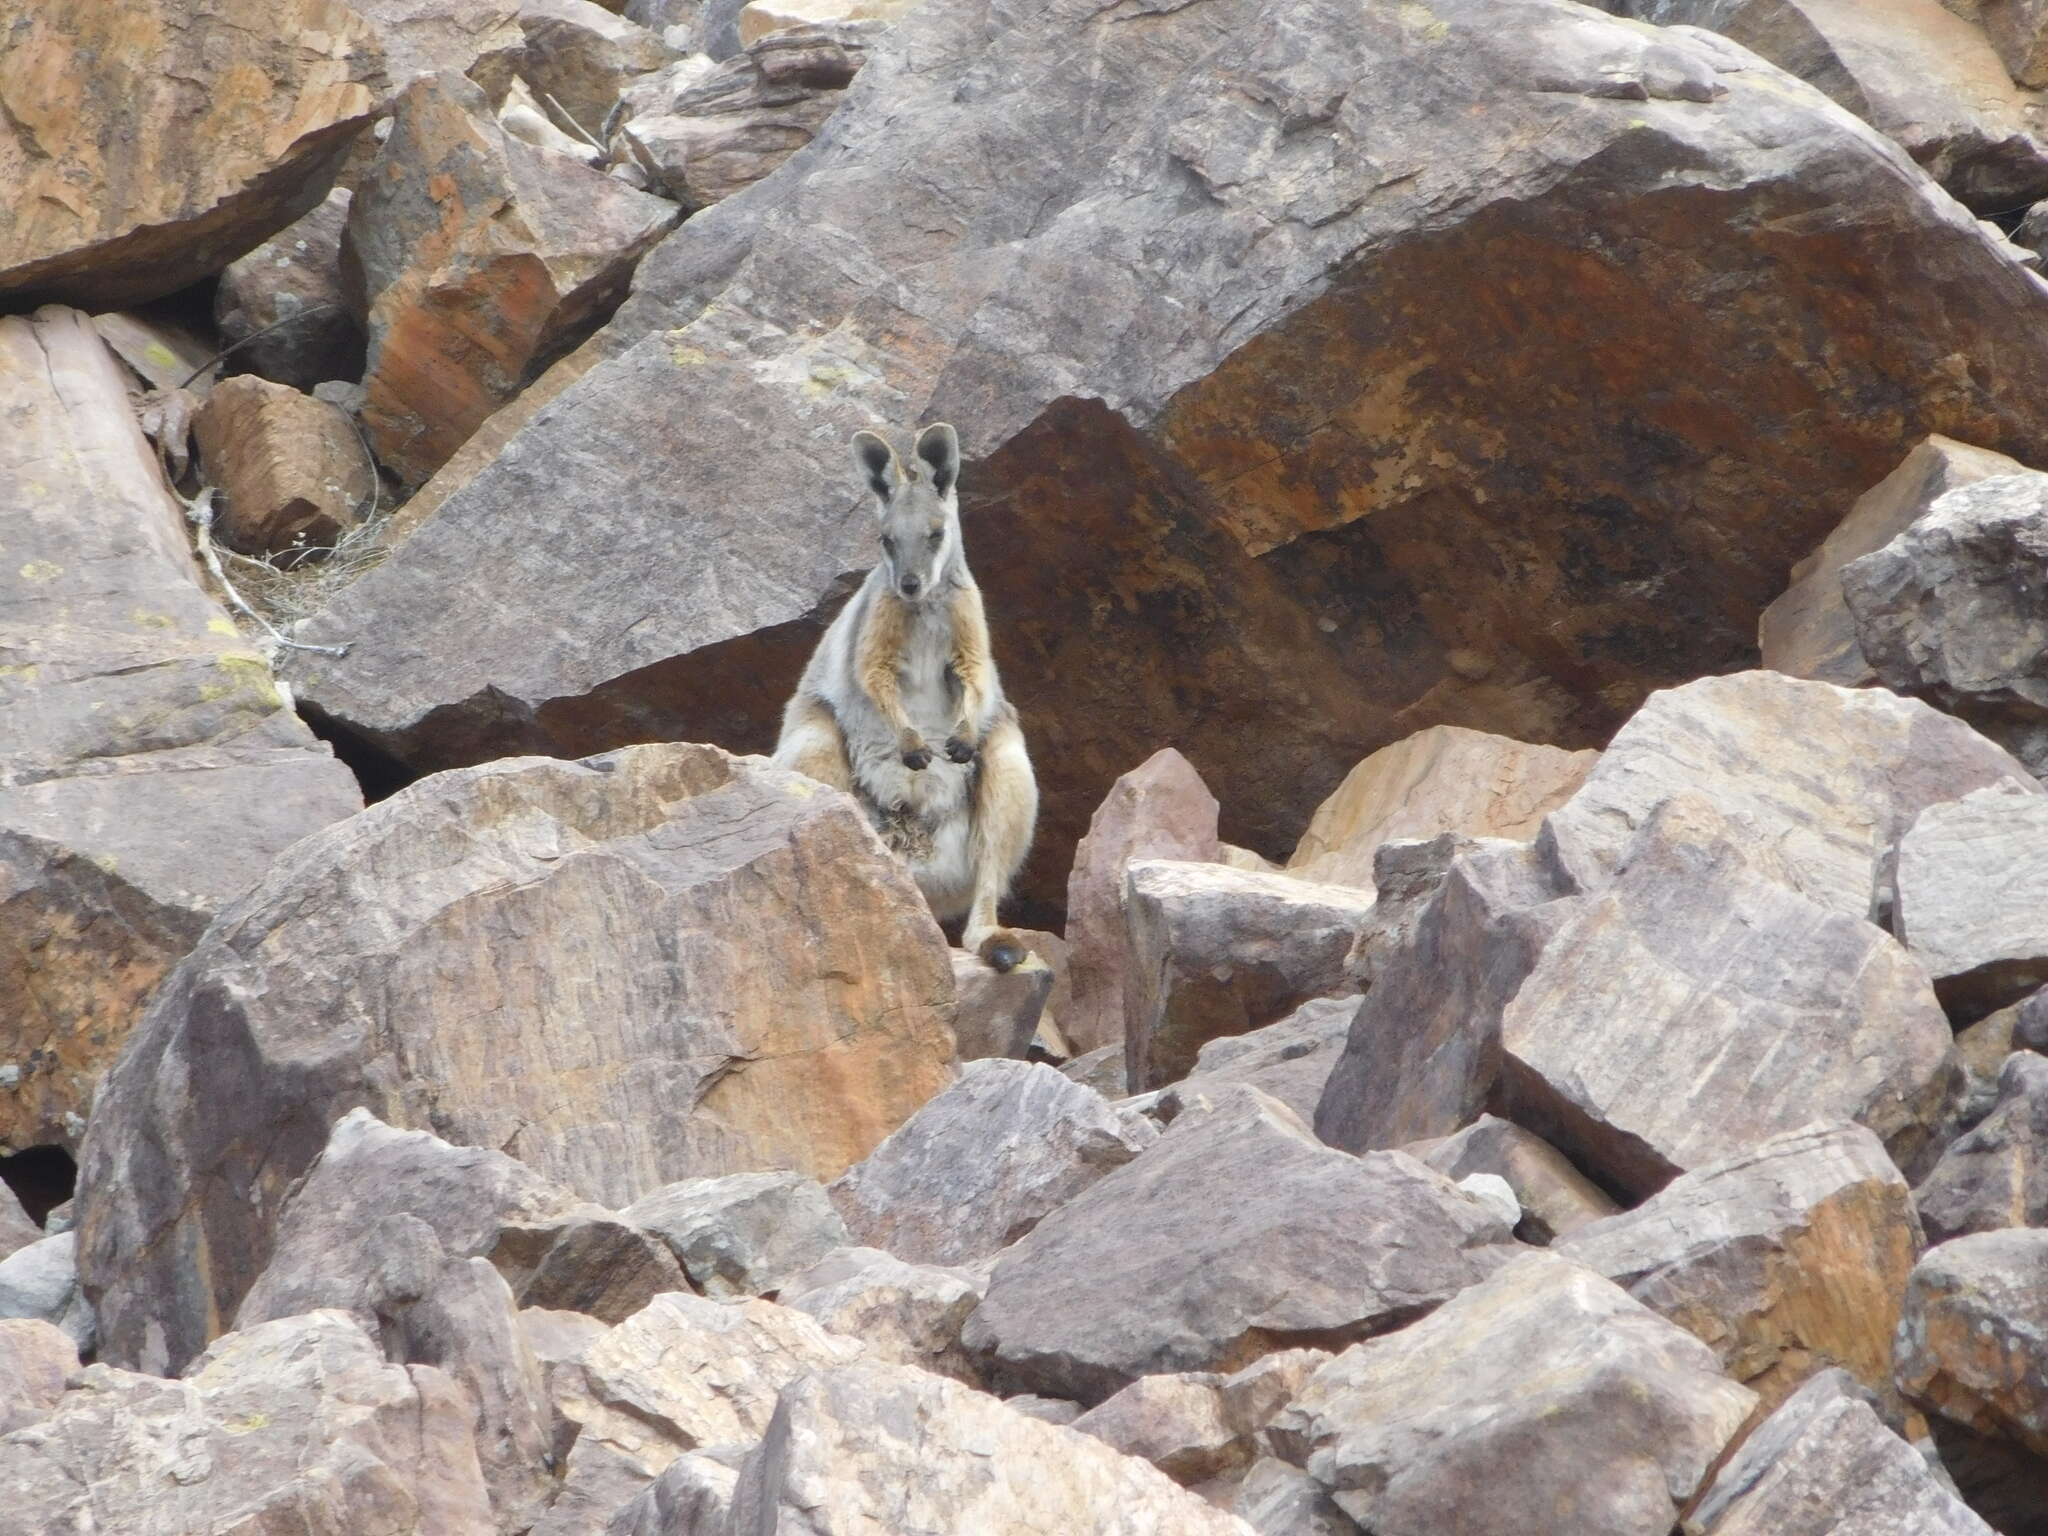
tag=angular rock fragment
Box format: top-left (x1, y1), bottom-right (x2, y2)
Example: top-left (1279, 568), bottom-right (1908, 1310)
top-left (90, 312), bottom-right (218, 397)
top-left (0, 1311), bottom-right (496, 1535)
top-left (1688, 1367), bottom-right (1995, 1535)
top-left (829, 1059), bottom-right (1153, 1266)
top-left (1343, 831), bottom-right (1501, 990)
top-left (1553, 1122), bottom-right (1922, 1415)
top-left (1071, 1350), bottom-right (1327, 1488)
top-left (617, 22), bottom-right (872, 210)
top-left (737, 0), bottom-right (918, 44)
top-left (951, 948), bottom-right (1055, 1061)
top-left (194, 375), bottom-right (375, 561)
top-left (0, 1319), bottom-right (76, 1436)
top-left (0, 1233), bottom-right (89, 1354)
top-left (605, 1447), bottom-right (745, 1536)
top-left (1268, 1251), bottom-right (1754, 1536)
top-left (351, 0), bottom-right (525, 92)
top-left (1064, 750), bottom-right (1220, 1058)
top-left (0, 2), bottom-right (381, 307)
top-left (1760, 436), bottom-right (2024, 686)
top-left (1543, 672), bottom-right (2040, 923)
top-left (1917, 1053), bottom-right (2048, 1241)
top-left (963, 1088), bottom-right (1518, 1404)
top-left (1982, 0), bottom-right (2048, 86)
top-left (1615, 0), bottom-right (2048, 210)
top-left (0, 308), bottom-right (362, 1159)
top-left (1233, 1457), bottom-right (1355, 1536)
top-left (215, 189), bottom-right (367, 393)
top-left (80, 745), bottom-right (956, 1376)
top-left (477, 0), bottom-right (675, 135)
top-left (1844, 472), bottom-right (2048, 775)
top-left (622, 1170), bottom-right (847, 1296)
top-left (1160, 998), bottom-right (1352, 1126)
top-left (1502, 797), bottom-right (1964, 1197)
top-left (1895, 785), bottom-right (2048, 1018)
top-left (777, 1245), bottom-right (983, 1382)
top-left (1895, 1227), bottom-right (2048, 1457)
top-left (1124, 860), bottom-right (1372, 1092)
top-left (0, 1186), bottom-right (40, 1265)
top-left (500, 1209), bottom-right (688, 1323)
top-left (291, 0), bottom-right (2048, 926)
top-left (726, 1362), bottom-right (1255, 1533)
top-left (348, 74), bottom-right (680, 485)
top-left (1420, 1114), bottom-right (1620, 1244)
top-left (1286, 725), bottom-right (1595, 893)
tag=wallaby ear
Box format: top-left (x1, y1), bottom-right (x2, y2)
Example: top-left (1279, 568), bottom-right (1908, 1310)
top-left (914, 422), bottom-right (960, 498)
top-left (852, 431), bottom-right (901, 503)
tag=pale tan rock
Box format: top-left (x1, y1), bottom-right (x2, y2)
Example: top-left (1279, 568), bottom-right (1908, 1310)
top-left (1064, 750), bottom-right (1220, 1057)
top-left (215, 188), bottom-right (366, 393)
top-left (1269, 1251), bottom-right (1756, 1536)
top-left (90, 312), bottom-right (217, 397)
top-left (1895, 1228), bottom-right (2048, 1457)
top-left (0, 0), bottom-right (381, 307)
top-left (350, 0), bottom-right (525, 93)
top-left (1760, 436), bottom-right (2023, 686)
top-left (194, 374), bottom-right (375, 561)
top-left (1071, 1349), bottom-right (1329, 1488)
top-left (1287, 724), bottom-right (1596, 895)
top-left (0, 307), bottom-right (362, 1159)
top-left (0, 1186), bottom-right (39, 1265)
top-left (777, 1245), bottom-right (983, 1383)
top-left (1554, 1122), bottom-right (1923, 1417)
top-left (1124, 859), bottom-right (1373, 1092)
top-left (621, 1170), bottom-right (846, 1297)
top-left (79, 745), bottom-right (957, 1377)
top-left (0, 1319), bottom-right (76, 1436)
top-left (1420, 1113), bottom-right (1620, 1244)
top-left (726, 1361), bottom-right (1256, 1533)
top-left (736, 0), bottom-right (918, 43)
top-left (952, 947), bottom-right (1055, 1061)
top-left (1983, 0), bottom-right (2048, 85)
top-left (348, 73), bottom-right (680, 485)
top-left (0, 1311), bottom-right (496, 1535)
top-left (1895, 783), bottom-right (2048, 1017)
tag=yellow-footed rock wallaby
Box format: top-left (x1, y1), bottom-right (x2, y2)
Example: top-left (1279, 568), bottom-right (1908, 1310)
top-left (773, 423), bottom-right (1039, 970)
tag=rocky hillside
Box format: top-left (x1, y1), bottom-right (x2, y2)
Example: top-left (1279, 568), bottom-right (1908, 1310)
top-left (6, 0), bottom-right (2048, 1530)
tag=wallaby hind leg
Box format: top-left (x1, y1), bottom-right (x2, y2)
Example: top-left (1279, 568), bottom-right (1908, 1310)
top-left (964, 711), bottom-right (1038, 972)
top-left (773, 694), bottom-right (854, 793)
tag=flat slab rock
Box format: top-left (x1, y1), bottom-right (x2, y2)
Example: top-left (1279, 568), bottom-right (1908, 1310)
top-left (726, 1361), bottom-right (1255, 1534)
top-left (77, 744), bottom-right (956, 1377)
top-left (1894, 783), bottom-right (2048, 1018)
top-left (1268, 1250), bottom-right (1754, 1536)
top-left (290, 0), bottom-right (2048, 921)
top-left (1554, 1121), bottom-right (1923, 1416)
top-left (1689, 1367), bottom-right (1996, 1535)
top-left (828, 1058), bottom-right (1155, 1267)
top-left (961, 1086), bottom-right (1519, 1405)
top-left (0, 1311), bottom-right (495, 1536)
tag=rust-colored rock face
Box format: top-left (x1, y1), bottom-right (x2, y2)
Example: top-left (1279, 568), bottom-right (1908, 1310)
top-left (290, 0), bottom-right (2048, 917)
top-left (346, 74), bottom-right (680, 486)
top-left (194, 376), bottom-right (375, 559)
top-left (0, 0), bottom-right (383, 308)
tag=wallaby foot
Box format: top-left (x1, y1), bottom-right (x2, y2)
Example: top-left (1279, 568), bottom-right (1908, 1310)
top-left (944, 735), bottom-right (977, 764)
top-left (975, 928), bottom-right (1029, 973)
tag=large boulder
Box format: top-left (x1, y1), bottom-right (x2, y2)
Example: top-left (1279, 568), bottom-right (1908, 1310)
top-left (1895, 1227), bottom-right (2048, 1458)
top-left (1917, 1052), bottom-right (2048, 1241)
top-left (1689, 1368), bottom-right (1997, 1535)
top-left (289, 0), bottom-right (2048, 919)
top-left (0, 1311), bottom-right (496, 1535)
top-left (1610, 0), bottom-right (2048, 209)
top-left (0, 1232), bottom-right (90, 1353)
top-left (1541, 672), bottom-right (2041, 924)
top-left (0, 307), bottom-right (362, 1159)
top-left (828, 1059), bottom-right (1154, 1266)
top-left (1266, 1250), bottom-right (1755, 1536)
top-left (1063, 750), bottom-right (1220, 1057)
top-left (78, 744), bottom-right (957, 1376)
top-left (1894, 784), bottom-right (2048, 1017)
top-left (1123, 859), bottom-right (1373, 1092)
top-left (1983, 0), bottom-right (2048, 86)
top-left (346, 74), bottom-right (680, 487)
top-left (1843, 471), bottom-right (2048, 776)
top-left (962, 1088), bottom-right (1519, 1404)
top-left (193, 374), bottom-right (375, 561)
top-left (1760, 436), bottom-right (2024, 687)
top-left (1500, 796), bottom-right (1964, 1197)
top-left (1285, 725), bottom-right (1596, 892)
top-left (1553, 1122), bottom-right (1922, 1415)
top-left (0, 1), bottom-right (381, 307)
top-left (727, 1362), bottom-right (1255, 1533)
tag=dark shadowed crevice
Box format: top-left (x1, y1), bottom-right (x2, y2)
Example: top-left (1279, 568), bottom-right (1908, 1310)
top-left (0, 1144), bottom-right (77, 1227)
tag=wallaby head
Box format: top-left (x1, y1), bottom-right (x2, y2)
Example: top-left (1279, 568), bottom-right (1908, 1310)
top-left (852, 423), bottom-right (961, 603)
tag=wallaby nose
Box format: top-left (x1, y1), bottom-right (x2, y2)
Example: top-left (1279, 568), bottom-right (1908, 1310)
top-left (899, 575), bottom-right (922, 597)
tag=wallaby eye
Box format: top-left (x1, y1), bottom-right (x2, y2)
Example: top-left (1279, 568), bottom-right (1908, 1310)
top-left (927, 530), bottom-right (942, 548)
top-left (881, 535), bottom-right (897, 558)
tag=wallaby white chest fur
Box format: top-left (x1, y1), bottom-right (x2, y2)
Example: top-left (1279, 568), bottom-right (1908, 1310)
top-left (770, 423), bottom-right (1039, 972)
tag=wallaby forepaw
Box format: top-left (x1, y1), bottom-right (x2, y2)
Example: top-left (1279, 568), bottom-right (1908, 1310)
top-left (944, 735), bottom-right (977, 764)
top-left (977, 930), bottom-right (1028, 973)
top-left (899, 732), bottom-right (932, 770)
